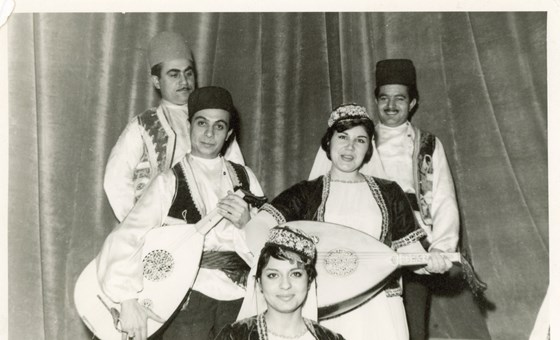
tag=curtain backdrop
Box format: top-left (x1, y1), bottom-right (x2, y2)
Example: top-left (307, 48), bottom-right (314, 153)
top-left (8, 12), bottom-right (548, 340)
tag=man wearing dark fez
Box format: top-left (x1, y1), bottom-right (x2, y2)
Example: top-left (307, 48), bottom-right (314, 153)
top-left (97, 86), bottom-right (264, 340)
top-left (372, 59), bottom-right (460, 340)
top-left (104, 32), bottom-right (244, 222)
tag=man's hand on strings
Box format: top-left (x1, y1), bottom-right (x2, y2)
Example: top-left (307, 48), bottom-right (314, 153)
top-left (218, 191), bottom-right (250, 229)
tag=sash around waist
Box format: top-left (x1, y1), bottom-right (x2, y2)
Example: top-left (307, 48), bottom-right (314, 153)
top-left (200, 251), bottom-right (250, 288)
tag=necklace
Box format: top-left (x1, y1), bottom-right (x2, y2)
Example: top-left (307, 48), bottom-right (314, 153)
top-left (330, 178), bottom-right (365, 183)
top-left (330, 175), bottom-right (365, 183)
top-left (267, 327), bottom-right (308, 339)
top-left (329, 172), bottom-right (365, 184)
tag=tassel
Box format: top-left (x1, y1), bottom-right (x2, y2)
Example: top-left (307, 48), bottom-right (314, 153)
top-left (460, 254), bottom-right (487, 297)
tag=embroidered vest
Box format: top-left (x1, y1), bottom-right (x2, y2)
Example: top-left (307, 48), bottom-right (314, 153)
top-left (412, 127), bottom-right (436, 227)
top-left (132, 106), bottom-right (176, 201)
top-left (133, 107), bottom-right (170, 198)
top-left (167, 159), bottom-right (251, 223)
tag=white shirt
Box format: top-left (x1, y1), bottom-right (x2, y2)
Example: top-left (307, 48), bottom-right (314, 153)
top-left (375, 122), bottom-right (459, 252)
top-left (104, 100), bottom-right (246, 222)
top-left (308, 121), bottom-right (459, 252)
top-left (189, 155), bottom-right (256, 300)
top-left (97, 155), bottom-right (263, 303)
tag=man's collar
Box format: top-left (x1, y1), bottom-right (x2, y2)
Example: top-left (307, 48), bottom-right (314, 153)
top-left (161, 99), bottom-right (189, 111)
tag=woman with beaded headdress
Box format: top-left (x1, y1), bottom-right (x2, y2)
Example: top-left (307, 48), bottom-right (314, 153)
top-left (215, 225), bottom-right (346, 340)
top-left (241, 104), bottom-right (453, 340)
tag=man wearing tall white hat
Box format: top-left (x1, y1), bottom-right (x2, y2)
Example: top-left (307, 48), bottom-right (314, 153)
top-left (104, 31), bottom-right (245, 222)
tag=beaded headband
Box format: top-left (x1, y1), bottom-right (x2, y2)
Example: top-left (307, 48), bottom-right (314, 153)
top-left (327, 104), bottom-right (370, 127)
top-left (266, 225), bottom-right (318, 261)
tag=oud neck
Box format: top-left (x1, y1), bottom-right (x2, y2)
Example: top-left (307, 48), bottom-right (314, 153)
top-left (194, 190), bottom-right (247, 235)
top-left (395, 252), bottom-right (461, 266)
top-left (195, 209), bottom-right (224, 235)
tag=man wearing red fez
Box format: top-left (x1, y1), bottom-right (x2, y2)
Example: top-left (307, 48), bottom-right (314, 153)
top-left (97, 86), bottom-right (264, 340)
top-left (104, 32), bottom-right (245, 222)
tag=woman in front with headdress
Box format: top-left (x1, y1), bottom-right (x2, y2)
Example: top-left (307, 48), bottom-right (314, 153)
top-left (215, 226), bottom-right (346, 340)
top-left (243, 104), bottom-right (452, 340)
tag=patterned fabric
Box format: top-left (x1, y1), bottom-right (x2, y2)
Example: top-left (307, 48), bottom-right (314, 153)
top-left (132, 107), bottom-right (173, 201)
top-left (214, 314), bottom-right (346, 340)
top-left (167, 159), bottom-right (202, 222)
top-left (137, 107), bottom-right (171, 173)
top-left (266, 226), bottom-right (318, 260)
top-left (226, 161), bottom-right (250, 190)
top-left (260, 203), bottom-right (287, 225)
top-left (327, 104), bottom-right (370, 127)
top-left (167, 158), bottom-right (251, 223)
top-left (261, 175), bottom-right (426, 297)
top-left (200, 251), bottom-right (251, 288)
top-left (391, 229), bottom-right (428, 249)
top-left (413, 127), bottom-right (436, 226)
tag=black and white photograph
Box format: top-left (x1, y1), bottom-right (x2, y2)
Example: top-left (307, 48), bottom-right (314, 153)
top-left (2, 1), bottom-right (557, 339)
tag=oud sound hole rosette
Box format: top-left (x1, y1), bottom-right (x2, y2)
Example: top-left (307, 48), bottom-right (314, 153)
top-left (142, 249), bottom-right (174, 281)
top-left (323, 248), bottom-right (358, 276)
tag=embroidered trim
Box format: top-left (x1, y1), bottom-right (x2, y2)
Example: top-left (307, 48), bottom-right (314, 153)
top-left (413, 127), bottom-right (436, 226)
top-left (385, 286), bottom-right (402, 297)
top-left (267, 226), bottom-right (317, 259)
top-left (226, 161), bottom-right (251, 191)
top-left (260, 203), bottom-right (286, 225)
top-left (364, 176), bottom-right (389, 243)
top-left (256, 314), bottom-right (317, 340)
top-left (225, 161), bottom-right (242, 188)
top-left (132, 156), bottom-right (152, 201)
top-left (268, 327), bottom-right (308, 339)
top-left (330, 178), bottom-right (365, 183)
top-left (391, 228), bottom-right (427, 250)
top-left (327, 104), bottom-right (369, 127)
top-left (138, 107), bottom-right (170, 173)
top-left (178, 158), bottom-right (204, 219)
top-left (257, 313), bottom-right (267, 340)
top-left (316, 175), bottom-right (331, 222)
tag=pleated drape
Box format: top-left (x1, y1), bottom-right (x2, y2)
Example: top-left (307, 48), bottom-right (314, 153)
top-left (8, 12), bottom-right (547, 340)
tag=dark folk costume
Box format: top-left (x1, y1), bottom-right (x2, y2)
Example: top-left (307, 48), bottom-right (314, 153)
top-left (98, 155), bottom-right (263, 340)
top-left (258, 173), bottom-right (426, 340)
top-left (215, 314), bottom-right (346, 340)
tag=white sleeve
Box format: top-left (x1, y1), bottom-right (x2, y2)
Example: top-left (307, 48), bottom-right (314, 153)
top-left (103, 120), bottom-right (145, 222)
top-left (96, 170), bottom-right (177, 303)
top-left (224, 137), bottom-right (245, 165)
top-left (234, 166), bottom-right (267, 264)
top-left (429, 138), bottom-right (460, 252)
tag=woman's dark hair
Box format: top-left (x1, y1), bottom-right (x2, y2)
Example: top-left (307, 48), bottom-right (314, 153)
top-left (255, 243), bottom-right (317, 286)
top-left (320, 117), bottom-right (375, 164)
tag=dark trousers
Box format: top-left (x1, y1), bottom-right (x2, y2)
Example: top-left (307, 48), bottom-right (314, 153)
top-left (156, 290), bottom-right (243, 340)
top-left (402, 270), bottom-right (431, 340)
